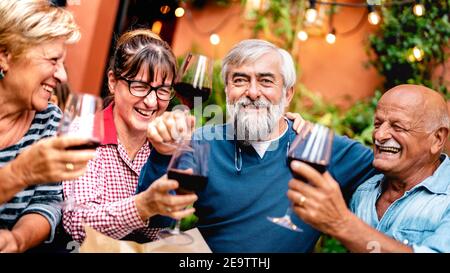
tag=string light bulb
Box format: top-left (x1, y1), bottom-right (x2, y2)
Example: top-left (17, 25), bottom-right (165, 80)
top-left (151, 21), bottom-right (162, 35)
top-left (413, 2), bottom-right (425, 16)
top-left (175, 7), bottom-right (185, 17)
top-left (160, 5), bottom-right (170, 14)
top-left (297, 30), bottom-right (309, 41)
top-left (367, 6), bottom-right (381, 25)
top-left (210, 33), bottom-right (220, 45)
top-left (326, 29), bottom-right (336, 44)
top-left (305, 0), bottom-right (317, 23)
top-left (412, 46), bottom-right (424, 61)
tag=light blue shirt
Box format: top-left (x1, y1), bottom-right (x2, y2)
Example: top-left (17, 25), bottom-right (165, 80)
top-left (350, 154), bottom-right (450, 253)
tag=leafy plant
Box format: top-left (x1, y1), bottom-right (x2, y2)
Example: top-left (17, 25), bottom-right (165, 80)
top-left (368, 0), bottom-right (450, 98)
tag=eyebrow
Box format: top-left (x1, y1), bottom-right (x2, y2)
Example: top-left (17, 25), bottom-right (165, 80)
top-left (231, 72), bottom-right (250, 79)
top-left (231, 72), bottom-right (276, 79)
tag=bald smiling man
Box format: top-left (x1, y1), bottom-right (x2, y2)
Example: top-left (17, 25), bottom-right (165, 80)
top-left (287, 84), bottom-right (450, 253)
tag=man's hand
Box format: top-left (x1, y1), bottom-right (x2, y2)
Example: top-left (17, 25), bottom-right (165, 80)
top-left (147, 111), bottom-right (195, 155)
top-left (135, 174), bottom-right (197, 221)
top-left (287, 160), bottom-right (352, 236)
top-left (285, 112), bottom-right (313, 136)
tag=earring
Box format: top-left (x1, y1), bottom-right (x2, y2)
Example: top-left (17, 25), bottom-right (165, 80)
top-left (0, 68), bottom-right (4, 80)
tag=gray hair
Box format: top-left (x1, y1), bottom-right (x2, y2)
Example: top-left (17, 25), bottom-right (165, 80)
top-left (221, 39), bottom-right (296, 92)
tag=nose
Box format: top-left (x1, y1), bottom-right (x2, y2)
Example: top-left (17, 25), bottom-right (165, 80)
top-left (143, 90), bottom-right (158, 108)
top-left (54, 62), bottom-right (68, 83)
top-left (373, 122), bottom-right (391, 143)
top-left (246, 79), bottom-right (261, 100)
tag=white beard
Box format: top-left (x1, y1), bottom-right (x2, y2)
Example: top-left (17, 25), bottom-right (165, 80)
top-left (227, 95), bottom-right (286, 145)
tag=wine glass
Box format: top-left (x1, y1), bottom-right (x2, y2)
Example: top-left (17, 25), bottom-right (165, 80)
top-left (173, 53), bottom-right (213, 109)
top-left (267, 123), bottom-right (334, 232)
top-left (157, 141), bottom-right (209, 245)
top-left (59, 92), bottom-right (104, 211)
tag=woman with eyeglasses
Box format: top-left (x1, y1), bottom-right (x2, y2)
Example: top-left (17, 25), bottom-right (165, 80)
top-left (62, 29), bottom-right (196, 243)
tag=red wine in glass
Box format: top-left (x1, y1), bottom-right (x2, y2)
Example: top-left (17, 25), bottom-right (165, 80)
top-left (158, 141), bottom-right (209, 245)
top-left (58, 93), bottom-right (104, 211)
top-left (167, 169), bottom-right (208, 194)
top-left (174, 53), bottom-right (213, 109)
top-left (66, 140), bottom-right (101, 150)
top-left (173, 82), bottom-right (211, 109)
top-left (267, 123), bottom-right (334, 232)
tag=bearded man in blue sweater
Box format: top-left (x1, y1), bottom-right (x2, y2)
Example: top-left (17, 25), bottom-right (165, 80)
top-left (136, 39), bottom-right (377, 252)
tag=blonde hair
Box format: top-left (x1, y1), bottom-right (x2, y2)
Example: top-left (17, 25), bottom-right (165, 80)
top-left (0, 0), bottom-right (80, 59)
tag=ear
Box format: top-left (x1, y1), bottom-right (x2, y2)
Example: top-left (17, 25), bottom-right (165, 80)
top-left (0, 48), bottom-right (11, 72)
top-left (107, 70), bottom-right (118, 94)
top-left (430, 127), bottom-right (449, 154)
top-left (285, 86), bottom-right (295, 105)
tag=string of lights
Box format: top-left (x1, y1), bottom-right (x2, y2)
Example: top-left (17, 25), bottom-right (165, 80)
top-left (153, 0), bottom-right (427, 61)
top-left (301, 0), bottom-right (426, 46)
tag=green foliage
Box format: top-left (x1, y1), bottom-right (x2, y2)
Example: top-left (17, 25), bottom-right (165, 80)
top-left (368, 0), bottom-right (450, 98)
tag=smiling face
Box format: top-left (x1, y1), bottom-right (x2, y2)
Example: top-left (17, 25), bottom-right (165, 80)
top-left (372, 88), bottom-right (437, 178)
top-left (225, 51), bottom-right (289, 142)
top-left (109, 65), bottom-right (172, 136)
top-left (2, 38), bottom-right (68, 111)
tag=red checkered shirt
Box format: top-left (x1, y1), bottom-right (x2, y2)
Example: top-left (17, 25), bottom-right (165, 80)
top-left (62, 103), bottom-right (158, 243)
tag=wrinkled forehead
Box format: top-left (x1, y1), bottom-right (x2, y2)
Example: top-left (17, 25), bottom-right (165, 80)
top-left (226, 51), bottom-right (282, 77)
top-left (375, 97), bottom-right (427, 126)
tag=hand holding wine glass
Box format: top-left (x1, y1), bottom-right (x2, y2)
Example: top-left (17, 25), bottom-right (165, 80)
top-left (267, 123), bottom-right (334, 232)
top-left (173, 53), bottom-right (213, 109)
top-left (157, 141), bottom-right (209, 245)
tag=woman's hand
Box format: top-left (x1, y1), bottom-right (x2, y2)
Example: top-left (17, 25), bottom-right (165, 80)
top-left (147, 110), bottom-right (195, 155)
top-left (10, 136), bottom-right (96, 186)
top-left (135, 174), bottom-right (197, 221)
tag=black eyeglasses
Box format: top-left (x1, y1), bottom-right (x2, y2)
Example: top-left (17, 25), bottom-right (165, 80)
top-left (118, 76), bottom-right (174, 101)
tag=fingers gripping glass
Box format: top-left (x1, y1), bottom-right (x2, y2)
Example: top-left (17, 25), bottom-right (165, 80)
top-left (118, 76), bottom-right (174, 101)
top-left (267, 123), bottom-right (334, 232)
top-left (157, 141), bottom-right (209, 245)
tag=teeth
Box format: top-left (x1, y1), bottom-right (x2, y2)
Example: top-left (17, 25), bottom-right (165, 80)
top-left (135, 108), bottom-right (154, 116)
top-left (378, 146), bottom-right (401, 153)
top-left (42, 84), bottom-right (54, 93)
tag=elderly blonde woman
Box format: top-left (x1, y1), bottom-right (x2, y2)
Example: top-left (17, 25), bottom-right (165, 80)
top-left (0, 0), bottom-right (95, 252)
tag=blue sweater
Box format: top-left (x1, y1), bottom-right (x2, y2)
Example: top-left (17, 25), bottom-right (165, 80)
top-left (138, 121), bottom-right (376, 252)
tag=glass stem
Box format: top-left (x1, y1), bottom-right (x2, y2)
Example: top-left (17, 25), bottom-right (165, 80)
top-left (285, 205), bottom-right (294, 219)
top-left (172, 220), bottom-right (182, 234)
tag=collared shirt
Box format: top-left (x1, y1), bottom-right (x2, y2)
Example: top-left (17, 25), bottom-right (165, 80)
top-left (62, 103), bottom-right (157, 243)
top-left (350, 154), bottom-right (450, 253)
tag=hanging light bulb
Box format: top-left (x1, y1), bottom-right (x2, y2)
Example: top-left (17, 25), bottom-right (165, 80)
top-left (210, 33), bottom-right (220, 45)
top-left (151, 21), bottom-right (162, 35)
top-left (175, 7), bottom-right (185, 17)
top-left (326, 29), bottom-right (336, 44)
top-left (160, 5), bottom-right (170, 15)
top-left (367, 5), bottom-right (381, 25)
top-left (297, 30), bottom-right (309, 41)
top-left (305, 0), bottom-right (317, 23)
top-left (412, 46), bottom-right (424, 61)
top-left (413, 2), bottom-right (425, 16)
